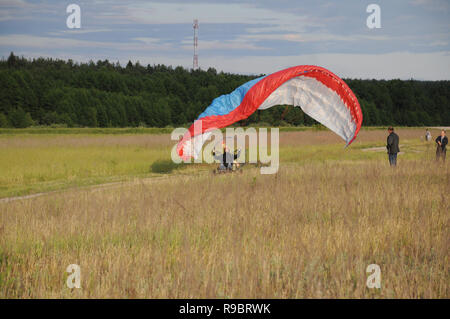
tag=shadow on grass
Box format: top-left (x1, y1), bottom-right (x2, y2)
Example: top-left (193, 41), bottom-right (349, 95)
top-left (150, 159), bottom-right (185, 174)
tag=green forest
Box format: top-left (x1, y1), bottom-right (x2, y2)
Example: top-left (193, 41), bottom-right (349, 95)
top-left (1, 52), bottom-right (449, 128)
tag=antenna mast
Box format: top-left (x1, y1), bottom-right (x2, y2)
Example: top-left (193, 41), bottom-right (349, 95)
top-left (193, 19), bottom-right (199, 69)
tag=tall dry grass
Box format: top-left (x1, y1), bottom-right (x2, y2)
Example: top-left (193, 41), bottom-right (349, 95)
top-left (0, 159), bottom-right (448, 298)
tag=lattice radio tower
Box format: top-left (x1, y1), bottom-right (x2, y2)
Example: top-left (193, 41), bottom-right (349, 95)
top-left (193, 19), bottom-right (199, 69)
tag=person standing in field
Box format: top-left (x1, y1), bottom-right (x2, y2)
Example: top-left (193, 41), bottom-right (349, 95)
top-left (435, 130), bottom-right (448, 162)
top-left (386, 126), bottom-right (400, 167)
top-left (425, 129), bottom-right (432, 142)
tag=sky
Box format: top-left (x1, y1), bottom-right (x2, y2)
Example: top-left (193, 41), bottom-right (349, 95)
top-left (0, 0), bottom-right (449, 80)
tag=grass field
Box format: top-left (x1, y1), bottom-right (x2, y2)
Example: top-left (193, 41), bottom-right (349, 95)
top-left (0, 127), bottom-right (448, 298)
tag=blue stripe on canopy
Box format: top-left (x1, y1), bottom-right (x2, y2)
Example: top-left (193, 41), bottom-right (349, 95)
top-left (197, 75), bottom-right (265, 120)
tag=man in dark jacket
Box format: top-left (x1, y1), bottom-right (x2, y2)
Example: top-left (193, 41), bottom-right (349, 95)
top-left (435, 130), bottom-right (448, 162)
top-left (386, 127), bottom-right (400, 166)
top-left (212, 143), bottom-right (241, 171)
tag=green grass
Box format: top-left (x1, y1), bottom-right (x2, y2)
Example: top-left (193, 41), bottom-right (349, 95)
top-left (0, 127), bottom-right (175, 135)
top-left (0, 128), bottom-right (441, 199)
top-left (150, 159), bottom-right (185, 174)
top-left (0, 140), bottom-right (170, 198)
top-left (280, 140), bottom-right (434, 163)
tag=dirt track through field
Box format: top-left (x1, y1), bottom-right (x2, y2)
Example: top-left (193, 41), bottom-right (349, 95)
top-left (0, 167), bottom-right (256, 204)
top-left (0, 174), bottom-right (177, 204)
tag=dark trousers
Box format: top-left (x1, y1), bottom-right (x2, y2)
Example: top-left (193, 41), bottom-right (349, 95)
top-left (436, 147), bottom-right (446, 162)
top-left (388, 153), bottom-right (397, 166)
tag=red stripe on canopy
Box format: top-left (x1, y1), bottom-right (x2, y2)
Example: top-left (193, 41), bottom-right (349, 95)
top-left (177, 65), bottom-right (362, 158)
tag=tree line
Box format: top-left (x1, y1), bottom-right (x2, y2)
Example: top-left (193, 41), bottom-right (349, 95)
top-left (1, 52), bottom-right (449, 128)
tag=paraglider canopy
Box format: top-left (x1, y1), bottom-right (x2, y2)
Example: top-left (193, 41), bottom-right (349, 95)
top-left (177, 65), bottom-right (363, 160)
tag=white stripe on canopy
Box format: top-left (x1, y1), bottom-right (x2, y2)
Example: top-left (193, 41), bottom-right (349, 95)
top-left (258, 76), bottom-right (356, 144)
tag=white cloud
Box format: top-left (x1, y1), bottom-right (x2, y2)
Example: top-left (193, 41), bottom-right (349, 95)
top-left (47, 29), bottom-right (114, 36)
top-left (0, 34), bottom-right (175, 52)
top-left (0, 33), bottom-right (269, 55)
top-left (0, 0), bottom-right (29, 7)
top-left (92, 1), bottom-right (322, 35)
top-left (242, 32), bottom-right (391, 43)
top-left (180, 38), bottom-right (268, 51)
top-left (411, 0), bottom-right (432, 4)
top-left (203, 51), bottom-right (450, 80)
top-left (126, 51), bottom-right (450, 80)
top-left (410, 0), bottom-right (450, 10)
top-left (0, 0), bottom-right (54, 20)
top-left (430, 41), bottom-right (448, 46)
top-left (132, 37), bottom-right (162, 44)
